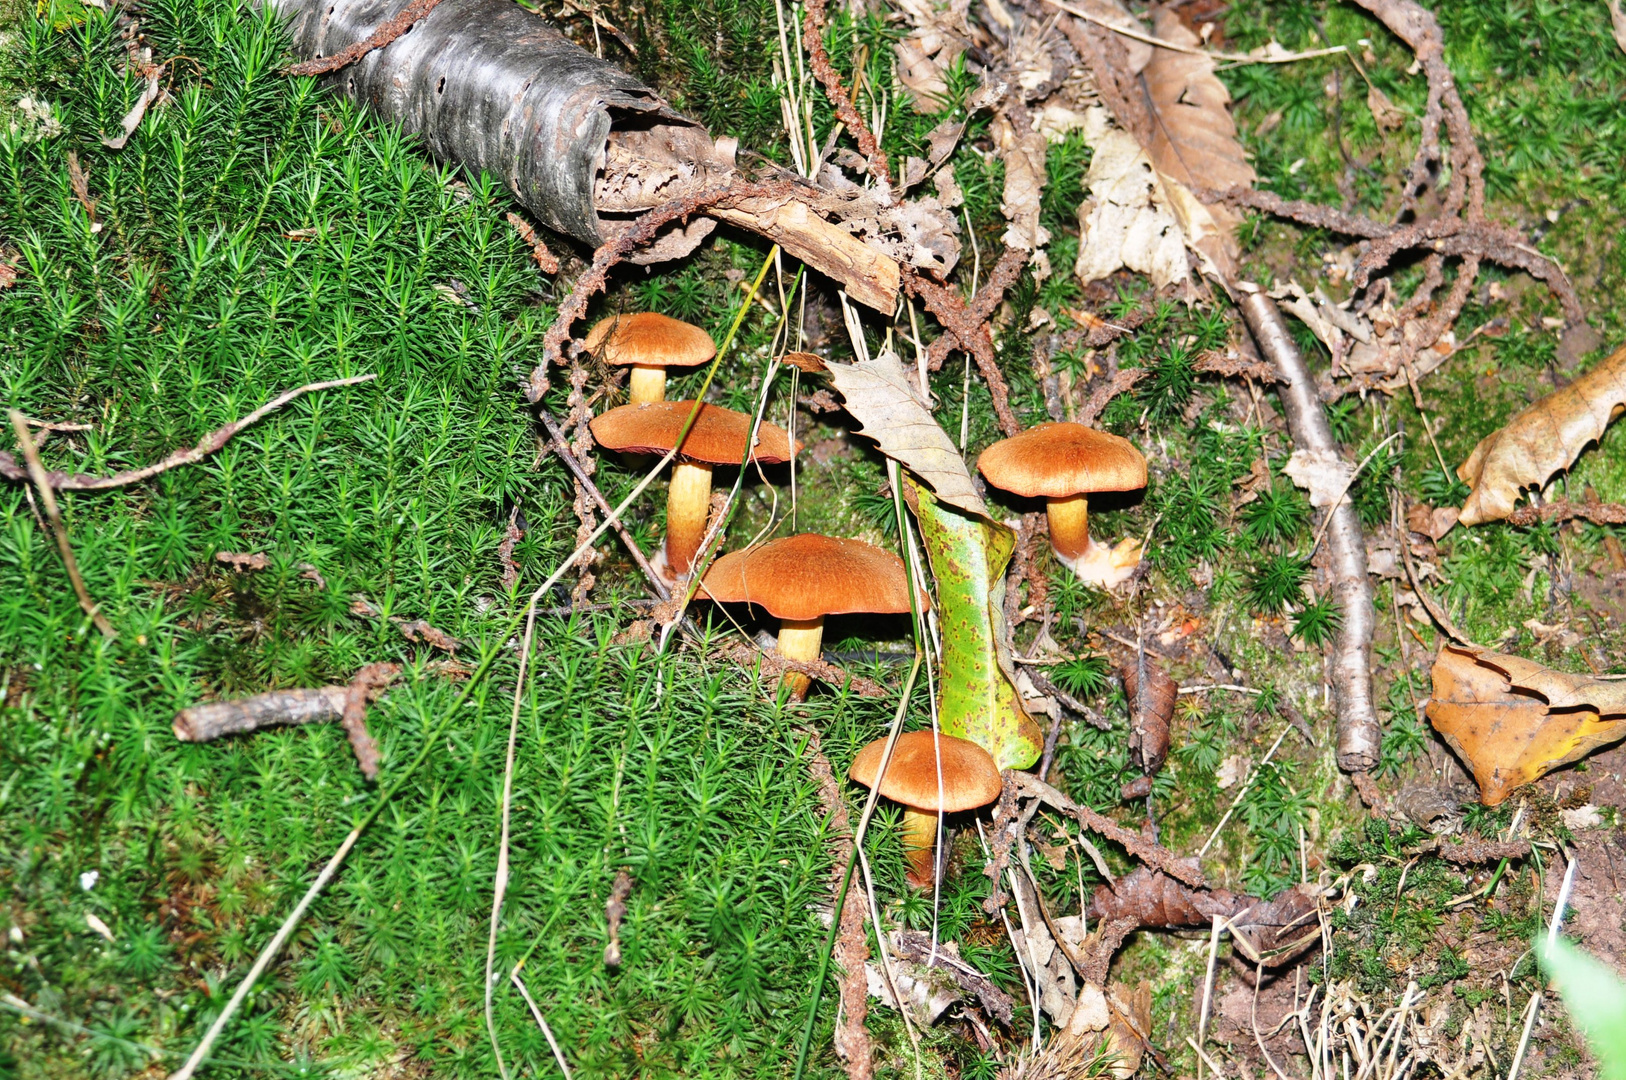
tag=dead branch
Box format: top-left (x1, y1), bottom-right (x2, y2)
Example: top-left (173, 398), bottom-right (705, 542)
top-left (349, 597), bottom-right (460, 653)
top-left (506, 212), bottom-right (560, 275)
top-left (1009, 772), bottom-right (1205, 888)
top-left (341, 662), bottom-right (400, 779)
top-left (603, 869), bottom-right (633, 967)
top-left (802, 0), bottom-right (890, 185)
top-left (172, 664), bottom-right (399, 780)
top-left (172, 687), bottom-right (349, 741)
top-left (719, 639), bottom-right (889, 698)
top-left (537, 409), bottom-right (670, 600)
top-left (1, 376), bottom-right (376, 491)
top-left (1240, 293), bottom-right (1379, 773)
top-left (1506, 498), bottom-right (1626, 527)
top-left (7, 411), bottom-right (116, 638)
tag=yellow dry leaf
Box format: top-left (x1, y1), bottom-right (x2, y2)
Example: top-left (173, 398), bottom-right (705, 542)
top-left (1141, 9), bottom-right (1255, 280)
top-left (1458, 343), bottom-right (1626, 525)
top-left (1425, 645), bottom-right (1626, 805)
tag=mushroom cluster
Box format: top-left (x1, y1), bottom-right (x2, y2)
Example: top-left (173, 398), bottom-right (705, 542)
top-left (581, 313), bottom-right (1148, 889)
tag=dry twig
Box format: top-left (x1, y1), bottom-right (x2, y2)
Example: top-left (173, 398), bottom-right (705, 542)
top-left (1, 376), bottom-right (376, 490)
top-left (7, 411), bottom-right (116, 638)
top-left (1240, 294), bottom-right (1378, 771)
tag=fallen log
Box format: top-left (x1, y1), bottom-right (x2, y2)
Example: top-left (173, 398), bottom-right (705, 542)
top-left (266, 0), bottom-right (900, 309)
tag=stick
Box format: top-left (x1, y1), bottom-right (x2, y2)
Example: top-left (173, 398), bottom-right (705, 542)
top-left (166, 642), bottom-right (507, 1080)
top-left (1239, 293), bottom-right (1379, 772)
top-left (8, 411), bottom-right (116, 638)
top-left (1, 376), bottom-right (376, 491)
top-left (172, 687), bottom-right (349, 741)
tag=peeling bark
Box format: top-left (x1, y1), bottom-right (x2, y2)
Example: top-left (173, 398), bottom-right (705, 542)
top-left (267, 0), bottom-right (733, 263)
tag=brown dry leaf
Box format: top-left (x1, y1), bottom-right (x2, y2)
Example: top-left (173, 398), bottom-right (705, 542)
top-left (1367, 83), bottom-right (1407, 131)
top-left (825, 351), bottom-right (988, 518)
top-left (1425, 644), bottom-right (1626, 805)
top-left (1140, 9), bottom-right (1255, 279)
top-left (991, 110), bottom-right (1050, 257)
top-left (1074, 107), bottom-right (1190, 290)
top-left (1406, 501), bottom-right (1460, 541)
top-left (1458, 343), bottom-right (1626, 525)
top-left (1119, 656), bottom-right (1174, 775)
top-left (1609, 0), bottom-right (1626, 55)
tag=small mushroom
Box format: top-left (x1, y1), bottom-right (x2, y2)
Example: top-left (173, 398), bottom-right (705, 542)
top-left (585, 312), bottom-right (716, 404)
top-left (977, 422), bottom-right (1148, 589)
top-left (848, 729), bottom-right (1002, 888)
top-left (700, 533), bottom-right (919, 699)
top-left (590, 401), bottom-right (798, 578)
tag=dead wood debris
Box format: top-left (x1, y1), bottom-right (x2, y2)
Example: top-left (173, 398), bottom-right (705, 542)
top-left (348, 597), bottom-right (460, 653)
top-left (890, 930), bottom-right (1015, 1025)
top-left (340, 662), bottom-right (400, 779)
top-left (498, 507), bottom-right (524, 593)
top-left (284, 0), bottom-right (446, 75)
top-left (603, 869), bottom-right (632, 967)
top-left (172, 662), bottom-right (402, 779)
top-left (718, 639), bottom-right (888, 699)
top-left (215, 551), bottom-right (327, 588)
top-left (1507, 498), bottom-right (1626, 527)
top-left (506, 212), bottom-right (560, 275)
top-left (1241, 293), bottom-right (1378, 773)
top-left (172, 686), bottom-right (349, 741)
top-left (537, 408), bottom-right (669, 601)
top-left (1010, 772), bottom-right (1205, 888)
top-left (1211, 0), bottom-right (1582, 392)
top-left (0, 376), bottom-right (376, 491)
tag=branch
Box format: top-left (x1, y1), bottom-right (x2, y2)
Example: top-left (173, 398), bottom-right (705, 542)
top-left (7, 411), bottom-right (116, 638)
top-left (1239, 293), bottom-right (1379, 772)
top-left (1, 376), bottom-right (377, 490)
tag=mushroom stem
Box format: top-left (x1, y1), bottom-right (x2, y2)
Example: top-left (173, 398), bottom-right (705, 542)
top-left (664, 460), bottom-right (714, 576)
top-left (1045, 492), bottom-right (1090, 561)
top-left (627, 365), bottom-right (667, 404)
top-left (774, 616), bottom-right (825, 700)
top-left (900, 808), bottom-right (940, 888)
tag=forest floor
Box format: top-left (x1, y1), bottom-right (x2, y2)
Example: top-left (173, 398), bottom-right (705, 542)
top-left (4, 0), bottom-right (1626, 1077)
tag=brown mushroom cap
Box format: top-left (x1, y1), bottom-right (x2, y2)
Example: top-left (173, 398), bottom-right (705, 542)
top-left (848, 730), bottom-right (1002, 812)
top-left (589, 401), bottom-right (799, 464)
top-left (976, 422), bottom-right (1147, 499)
top-left (699, 533), bottom-right (922, 621)
top-left (584, 312), bottom-right (716, 369)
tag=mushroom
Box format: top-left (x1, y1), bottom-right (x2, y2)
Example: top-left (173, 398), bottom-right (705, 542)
top-left (976, 421), bottom-right (1148, 589)
top-left (848, 729), bottom-right (1002, 888)
top-left (585, 312), bottom-right (716, 404)
top-left (700, 533), bottom-right (919, 698)
top-left (589, 401), bottom-right (798, 579)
